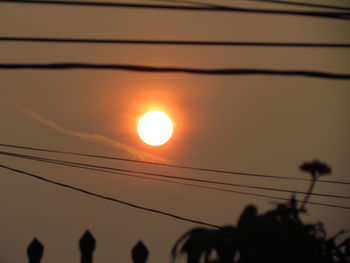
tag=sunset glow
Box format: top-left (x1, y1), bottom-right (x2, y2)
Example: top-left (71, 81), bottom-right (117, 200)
top-left (137, 111), bottom-right (173, 146)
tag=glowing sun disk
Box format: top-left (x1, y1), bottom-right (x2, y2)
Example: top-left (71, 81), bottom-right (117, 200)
top-left (137, 111), bottom-right (173, 146)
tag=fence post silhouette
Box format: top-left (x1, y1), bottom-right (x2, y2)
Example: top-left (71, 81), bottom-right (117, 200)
top-left (27, 238), bottom-right (43, 263)
top-left (79, 231), bottom-right (96, 263)
top-left (132, 241), bottom-right (149, 263)
top-left (25, 232), bottom-right (149, 263)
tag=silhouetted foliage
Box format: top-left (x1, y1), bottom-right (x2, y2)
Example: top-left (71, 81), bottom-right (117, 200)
top-left (172, 161), bottom-right (349, 263)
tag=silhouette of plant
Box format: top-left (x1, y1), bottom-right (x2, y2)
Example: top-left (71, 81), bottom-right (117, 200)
top-left (172, 161), bottom-right (349, 263)
top-left (299, 160), bottom-right (332, 211)
top-left (172, 226), bottom-right (237, 263)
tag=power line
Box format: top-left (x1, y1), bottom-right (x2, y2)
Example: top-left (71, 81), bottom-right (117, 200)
top-left (152, 0), bottom-right (218, 8)
top-left (1, 143), bottom-right (348, 185)
top-left (2, 150), bottom-right (350, 200)
top-left (3, 152), bottom-right (296, 201)
top-left (5, 151), bottom-right (350, 210)
top-left (245, 0), bottom-right (350, 12)
top-left (1, 63), bottom-right (350, 79)
top-left (1, 0), bottom-right (349, 20)
top-left (0, 163), bottom-right (220, 228)
top-left (1, 36), bottom-right (349, 48)
top-left (1, 155), bottom-right (350, 211)
top-left (19, 154), bottom-right (295, 201)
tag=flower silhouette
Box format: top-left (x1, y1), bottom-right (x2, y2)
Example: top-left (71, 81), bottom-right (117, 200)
top-left (300, 160), bottom-right (332, 179)
top-left (299, 160), bottom-right (332, 211)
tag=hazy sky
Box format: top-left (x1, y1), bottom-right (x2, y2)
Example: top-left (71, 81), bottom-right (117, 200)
top-left (1, 0), bottom-right (350, 262)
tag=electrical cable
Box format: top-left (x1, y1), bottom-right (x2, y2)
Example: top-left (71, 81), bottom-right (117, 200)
top-left (1, 0), bottom-right (349, 20)
top-left (5, 153), bottom-right (350, 210)
top-left (3, 153), bottom-right (297, 201)
top-left (1, 143), bottom-right (348, 185)
top-left (0, 163), bottom-right (220, 228)
top-left (1, 36), bottom-right (349, 48)
top-left (243, 0), bottom-right (350, 12)
top-left (2, 150), bottom-right (349, 200)
top-left (1, 63), bottom-right (350, 79)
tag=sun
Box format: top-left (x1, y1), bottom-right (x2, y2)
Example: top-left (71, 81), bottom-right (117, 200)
top-left (137, 111), bottom-right (174, 146)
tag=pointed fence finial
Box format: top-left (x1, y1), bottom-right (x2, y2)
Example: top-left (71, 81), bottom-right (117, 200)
top-left (79, 230), bottom-right (96, 263)
top-left (132, 241), bottom-right (149, 263)
top-left (27, 238), bottom-right (44, 263)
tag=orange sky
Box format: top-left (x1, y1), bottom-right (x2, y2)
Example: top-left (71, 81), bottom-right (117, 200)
top-left (0, 0), bottom-right (350, 262)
